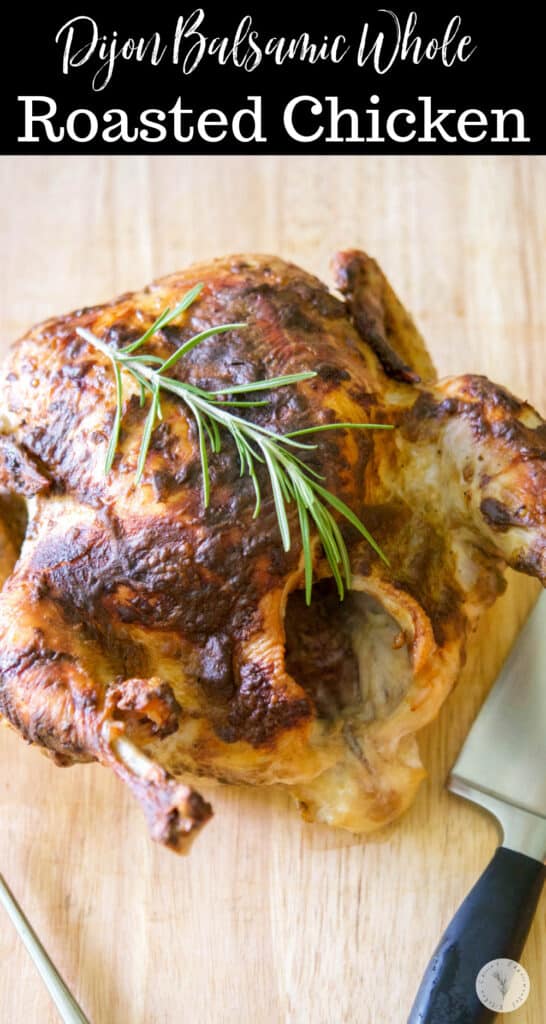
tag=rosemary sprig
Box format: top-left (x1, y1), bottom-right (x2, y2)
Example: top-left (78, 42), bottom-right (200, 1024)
top-left (77, 283), bottom-right (392, 602)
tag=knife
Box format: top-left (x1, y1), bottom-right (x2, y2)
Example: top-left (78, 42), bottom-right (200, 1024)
top-left (409, 591), bottom-right (546, 1023)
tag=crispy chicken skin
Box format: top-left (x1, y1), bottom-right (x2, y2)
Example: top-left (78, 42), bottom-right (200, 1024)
top-left (0, 251), bottom-right (545, 852)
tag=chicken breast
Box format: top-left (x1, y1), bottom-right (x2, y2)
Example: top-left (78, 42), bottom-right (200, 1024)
top-left (0, 251), bottom-right (544, 852)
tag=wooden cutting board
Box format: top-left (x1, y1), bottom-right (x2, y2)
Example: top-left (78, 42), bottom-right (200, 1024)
top-left (0, 155), bottom-right (544, 1024)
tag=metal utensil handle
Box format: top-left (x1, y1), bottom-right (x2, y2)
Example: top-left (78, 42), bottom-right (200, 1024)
top-left (0, 872), bottom-right (90, 1024)
top-left (408, 846), bottom-right (545, 1023)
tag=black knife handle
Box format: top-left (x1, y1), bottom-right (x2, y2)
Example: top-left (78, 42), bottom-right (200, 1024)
top-left (408, 846), bottom-right (545, 1023)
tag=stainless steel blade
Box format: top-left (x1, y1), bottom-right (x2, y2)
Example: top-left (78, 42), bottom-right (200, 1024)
top-left (449, 591), bottom-right (546, 825)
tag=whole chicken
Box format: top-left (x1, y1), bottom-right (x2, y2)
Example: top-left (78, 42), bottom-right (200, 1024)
top-left (0, 251), bottom-right (544, 852)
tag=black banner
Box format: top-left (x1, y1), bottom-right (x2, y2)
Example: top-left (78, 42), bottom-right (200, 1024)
top-left (3, 3), bottom-right (543, 154)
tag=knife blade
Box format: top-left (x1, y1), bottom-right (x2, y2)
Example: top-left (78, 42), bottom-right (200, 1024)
top-left (409, 590), bottom-right (546, 1024)
top-left (448, 590), bottom-right (546, 833)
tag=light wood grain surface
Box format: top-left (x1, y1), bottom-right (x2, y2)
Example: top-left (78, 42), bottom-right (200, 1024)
top-left (0, 155), bottom-right (544, 1024)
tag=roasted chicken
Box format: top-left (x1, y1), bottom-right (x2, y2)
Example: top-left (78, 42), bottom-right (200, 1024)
top-left (1, 251), bottom-right (545, 852)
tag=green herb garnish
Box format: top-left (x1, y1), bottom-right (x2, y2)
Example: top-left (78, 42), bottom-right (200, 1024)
top-left (77, 283), bottom-right (391, 602)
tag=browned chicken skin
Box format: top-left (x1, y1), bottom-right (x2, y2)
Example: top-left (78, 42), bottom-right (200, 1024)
top-left (0, 251), bottom-right (544, 852)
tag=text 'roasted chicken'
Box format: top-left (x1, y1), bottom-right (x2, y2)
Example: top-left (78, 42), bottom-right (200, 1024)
top-left (1, 251), bottom-right (545, 852)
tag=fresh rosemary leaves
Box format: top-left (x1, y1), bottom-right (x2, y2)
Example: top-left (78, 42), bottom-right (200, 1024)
top-left (77, 283), bottom-right (391, 602)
